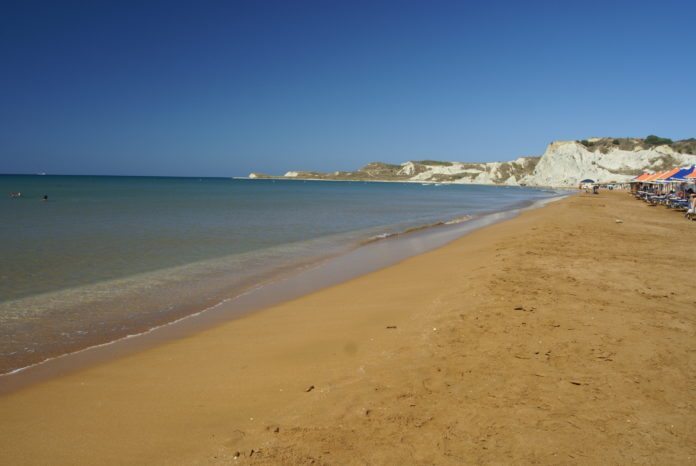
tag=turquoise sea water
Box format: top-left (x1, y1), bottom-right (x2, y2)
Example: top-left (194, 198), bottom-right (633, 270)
top-left (0, 175), bottom-right (558, 374)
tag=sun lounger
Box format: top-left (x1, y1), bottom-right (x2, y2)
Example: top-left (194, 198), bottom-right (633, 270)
top-left (667, 198), bottom-right (689, 210)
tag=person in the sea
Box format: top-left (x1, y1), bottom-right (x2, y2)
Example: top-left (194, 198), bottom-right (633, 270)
top-left (42, 194), bottom-right (48, 201)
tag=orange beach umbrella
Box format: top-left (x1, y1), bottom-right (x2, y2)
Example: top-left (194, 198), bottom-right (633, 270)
top-left (643, 171), bottom-right (665, 182)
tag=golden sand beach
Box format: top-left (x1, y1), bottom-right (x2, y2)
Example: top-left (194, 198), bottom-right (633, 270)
top-left (1, 191), bottom-right (694, 464)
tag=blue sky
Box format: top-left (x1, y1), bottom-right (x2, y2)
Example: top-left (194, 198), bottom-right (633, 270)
top-left (1, 0), bottom-right (695, 176)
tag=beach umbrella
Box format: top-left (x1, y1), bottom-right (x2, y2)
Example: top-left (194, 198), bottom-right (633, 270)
top-left (632, 172), bottom-right (651, 182)
top-left (666, 166), bottom-right (695, 182)
top-left (630, 172), bottom-right (650, 193)
top-left (654, 169), bottom-right (681, 193)
top-left (644, 171), bottom-right (665, 183)
top-left (656, 168), bottom-right (681, 181)
top-left (657, 167), bottom-right (692, 194)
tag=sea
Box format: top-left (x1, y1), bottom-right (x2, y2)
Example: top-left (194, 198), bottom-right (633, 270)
top-left (0, 175), bottom-right (562, 375)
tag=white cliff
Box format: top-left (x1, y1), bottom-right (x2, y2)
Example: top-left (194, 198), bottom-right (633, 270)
top-left (521, 141), bottom-right (696, 187)
top-left (402, 141), bottom-right (696, 187)
top-left (250, 137), bottom-right (696, 187)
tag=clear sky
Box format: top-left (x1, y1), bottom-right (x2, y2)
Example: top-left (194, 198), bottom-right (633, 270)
top-left (1, 0), bottom-right (695, 177)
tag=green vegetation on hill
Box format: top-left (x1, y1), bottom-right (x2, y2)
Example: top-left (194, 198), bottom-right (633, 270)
top-left (359, 162), bottom-right (411, 179)
top-left (577, 136), bottom-right (694, 153)
top-left (672, 138), bottom-right (696, 154)
top-left (644, 135), bottom-right (674, 146)
top-left (360, 162), bottom-right (402, 171)
top-left (413, 160), bottom-right (453, 166)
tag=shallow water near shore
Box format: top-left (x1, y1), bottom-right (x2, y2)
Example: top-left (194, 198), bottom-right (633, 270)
top-left (0, 175), bottom-right (561, 376)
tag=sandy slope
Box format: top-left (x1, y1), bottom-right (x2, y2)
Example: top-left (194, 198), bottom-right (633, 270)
top-left (0, 191), bottom-right (694, 465)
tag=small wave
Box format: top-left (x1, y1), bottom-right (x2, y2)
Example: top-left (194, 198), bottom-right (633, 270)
top-left (402, 222), bottom-right (444, 234)
top-left (361, 214), bottom-right (475, 245)
top-left (362, 232), bottom-right (398, 244)
top-left (444, 215), bottom-right (473, 225)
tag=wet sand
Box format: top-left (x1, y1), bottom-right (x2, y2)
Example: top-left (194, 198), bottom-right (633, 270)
top-left (1, 191), bottom-right (694, 464)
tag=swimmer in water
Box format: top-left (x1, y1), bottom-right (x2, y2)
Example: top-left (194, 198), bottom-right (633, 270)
top-left (42, 194), bottom-right (48, 201)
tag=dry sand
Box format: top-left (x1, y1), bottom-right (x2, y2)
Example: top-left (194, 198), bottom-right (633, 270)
top-left (0, 191), bottom-right (694, 464)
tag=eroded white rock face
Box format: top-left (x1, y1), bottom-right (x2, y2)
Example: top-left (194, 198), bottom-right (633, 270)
top-left (503, 176), bottom-right (519, 186)
top-left (260, 140), bottom-right (696, 187)
top-left (519, 141), bottom-right (696, 187)
top-left (520, 142), bottom-right (597, 187)
top-left (392, 142), bottom-right (696, 187)
top-left (398, 162), bottom-right (416, 176)
top-left (654, 145), bottom-right (675, 156)
top-left (409, 163), bottom-right (476, 181)
top-left (403, 157), bottom-right (535, 186)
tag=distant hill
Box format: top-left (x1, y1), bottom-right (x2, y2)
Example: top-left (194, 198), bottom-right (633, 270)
top-left (249, 136), bottom-right (696, 187)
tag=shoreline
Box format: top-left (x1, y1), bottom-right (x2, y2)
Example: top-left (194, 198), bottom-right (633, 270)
top-left (1, 191), bottom-right (693, 464)
top-left (0, 194), bottom-right (566, 392)
top-left (237, 175), bottom-right (572, 190)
